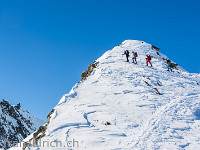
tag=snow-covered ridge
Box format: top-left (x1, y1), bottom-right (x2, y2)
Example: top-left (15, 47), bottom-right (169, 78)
top-left (0, 99), bottom-right (45, 149)
top-left (14, 40), bottom-right (200, 150)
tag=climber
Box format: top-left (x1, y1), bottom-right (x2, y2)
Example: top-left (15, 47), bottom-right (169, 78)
top-left (146, 55), bottom-right (152, 67)
top-left (123, 50), bottom-right (130, 62)
top-left (132, 52), bottom-right (138, 64)
top-left (167, 59), bottom-right (172, 71)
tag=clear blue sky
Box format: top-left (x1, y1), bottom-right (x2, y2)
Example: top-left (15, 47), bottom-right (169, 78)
top-left (0, 0), bottom-right (199, 120)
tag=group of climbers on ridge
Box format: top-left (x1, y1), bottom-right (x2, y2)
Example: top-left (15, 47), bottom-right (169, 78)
top-left (123, 50), bottom-right (138, 64)
top-left (123, 50), bottom-right (173, 71)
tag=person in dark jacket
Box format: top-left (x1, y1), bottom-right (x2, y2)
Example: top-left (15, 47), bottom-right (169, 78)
top-left (132, 52), bottom-right (138, 64)
top-left (123, 50), bottom-right (130, 62)
top-left (167, 59), bottom-right (172, 71)
top-left (146, 55), bottom-right (152, 67)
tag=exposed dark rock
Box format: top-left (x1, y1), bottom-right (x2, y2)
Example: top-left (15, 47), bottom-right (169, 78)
top-left (1, 99), bottom-right (11, 110)
top-left (105, 122), bottom-right (111, 126)
top-left (144, 81), bottom-right (150, 86)
top-left (8, 106), bottom-right (15, 117)
top-left (156, 52), bottom-right (160, 56)
top-left (81, 71), bottom-right (88, 80)
top-left (15, 103), bottom-right (21, 109)
top-left (23, 109), bottom-right (56, 149)
top-left (118, 42), bottom-right (123, 46)
top-left (0, 99), bottom-right (43, 149)
top-left (22, 142), bottom-right (32, 150)
top-left (157, 82), bottom-right (161, 86)
top-left (80, 61), bottom-right (99, 81)
top-left (146, 77), bottom-right (151, 80)
top-left (143, 76), bottom-right (162, 93)
top-left (170, 63), bottom-right (178, 68)
top-left (33, 126), bottom-right (47, 145)
top-left (151, 45), bottom-right (160, 51)
top-left (88, 62), bottom-right (99, 74)
top-left (47, 109), bottom-right (55, 125)
top-left (154, 88), bottom-right (161, 95)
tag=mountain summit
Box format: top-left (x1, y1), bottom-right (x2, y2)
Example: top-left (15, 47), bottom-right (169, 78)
top-left (11, 40), bottom-right (200, 150)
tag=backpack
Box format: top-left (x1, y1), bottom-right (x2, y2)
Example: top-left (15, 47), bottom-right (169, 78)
top-left (126, 50), bottom-right (129, 55)
top-left (135, 52), bottom-right (138, 57)
top-left (149, 55), bottom-right (151, 60)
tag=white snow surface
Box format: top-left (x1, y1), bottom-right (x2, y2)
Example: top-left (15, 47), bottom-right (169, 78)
top-left (14, 40), bottom-right (200, 150)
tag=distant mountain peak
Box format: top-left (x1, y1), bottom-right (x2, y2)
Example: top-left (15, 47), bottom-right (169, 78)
top-left (0, 99), bottom-right (45, 149)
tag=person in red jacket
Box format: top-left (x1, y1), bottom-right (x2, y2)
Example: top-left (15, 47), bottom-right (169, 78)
top-left (146, 55), bottom-right (152, 67)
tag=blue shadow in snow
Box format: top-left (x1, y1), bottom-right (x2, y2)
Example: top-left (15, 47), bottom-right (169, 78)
top-left (194, 109), bottom-right (200, 120)
top-left (109, 133), bottom-right (126, 137)
top-left (179, 143), bottom-right (190, 148)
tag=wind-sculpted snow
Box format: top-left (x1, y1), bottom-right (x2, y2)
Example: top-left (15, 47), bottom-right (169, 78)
top-left (13, 40), bottom-right (200, 150)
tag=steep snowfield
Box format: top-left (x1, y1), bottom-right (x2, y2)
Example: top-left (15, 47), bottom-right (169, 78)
top-left (13, 40), bottom-right (200, 150)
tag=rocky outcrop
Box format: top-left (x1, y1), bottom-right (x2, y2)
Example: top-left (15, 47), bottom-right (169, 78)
top-left (47, 109), bottom-right (55, 125)
top-left (151, 45), bottom-right (160, 51)
top-left (154, 88), bottom-right (161, 95)
top-left (143, 76), bottom-right (162, 95)
top-left (156, 52), bottom-right (160, 56)
top-left (33, 126), bottom-right (46, 145)
top-left (22, 109), bottom-right (55, 149)
top-left (170, 63), bottom-right (178, 68)
top-left (81, 71), bottom-right (88, 80)
top-left (81, 61), bottom-right (99, 81)
top-left (105, 122), bottom-right (111, 126)
top-left (22, 61), bottom-right (99, 149)
top-left (23, 61), bottom-right (99, 149)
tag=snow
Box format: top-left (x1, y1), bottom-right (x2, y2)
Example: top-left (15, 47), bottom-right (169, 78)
top-left (18, 107), bottom-right (45, 130)
top-left (0, 101), bottom-right (45, 149)
top-left (11, 40), bottom-right (200, 150)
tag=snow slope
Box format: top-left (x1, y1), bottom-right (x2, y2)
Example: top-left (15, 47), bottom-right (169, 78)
top-left (14, 40), bottom-right (200, 150)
